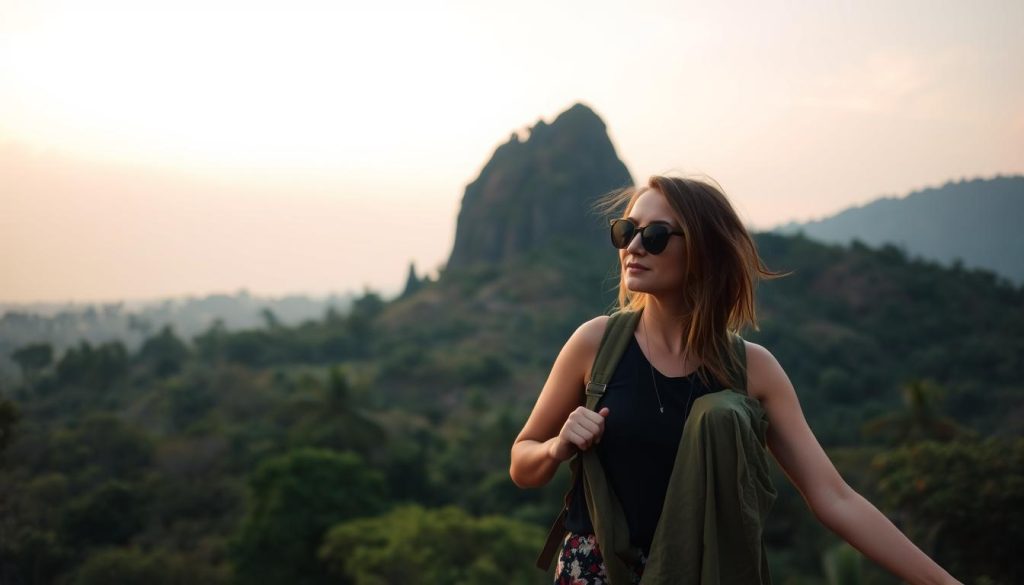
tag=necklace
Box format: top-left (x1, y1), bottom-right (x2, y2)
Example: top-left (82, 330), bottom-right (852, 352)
top-left (641, 312), bottom-right (697, 416)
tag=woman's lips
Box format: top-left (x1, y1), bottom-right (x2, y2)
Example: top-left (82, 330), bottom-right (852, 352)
top-left (626, 263), bottom-right (649, 274)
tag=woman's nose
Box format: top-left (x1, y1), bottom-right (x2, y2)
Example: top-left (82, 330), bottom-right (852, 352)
top-left (626, 231), bottom-right (646, 255)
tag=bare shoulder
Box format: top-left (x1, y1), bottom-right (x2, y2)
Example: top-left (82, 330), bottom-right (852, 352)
top-left (574, 315), bottom-right (610, 348)
top-left (511, 315), bottom-right (611, 447)
top-left (741, 340), bottom-right (787, 403)
top-left (741, 339), bottom-right (772, 364)
top-left (566, 315), bottom-right (609, 383)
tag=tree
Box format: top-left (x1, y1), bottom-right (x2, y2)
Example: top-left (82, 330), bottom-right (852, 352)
top-left (230, 448), bottom-right (388, 585)
top-left (319, 504), bottom-right (544, 585)
top-left (62, 481), bottom-right (149, 547)
top-left (55, 341), bottom-right (129, 388)
top-left (0, 398), bottom-right (17, 455)
top-left (0, 527), bottom-right (72, 585)
top-left (192, 318), bottom-right (228, 362)
top-left (136, 325), bottom-right (191, 377)
top-left (860, 379), bottom-right (966, 445)
top-left (326, 366), bottom-right (351, 412)
top-left (48, 413), bottom-right (154, 481)
top-left (72, 548), bottom-right (229, 585)
top-left (260, 308), bottom-right (282, 331)
top-left (286, 366), bottom-right (386, 456)
top-left (401, 262), bottom-right (423, 298)
top-left (872, 437), bottom-right (1024, 583)
top-left (11, 342), bottom-right (53, 386)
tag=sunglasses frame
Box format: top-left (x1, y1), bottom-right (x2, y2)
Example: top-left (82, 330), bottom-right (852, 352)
top-left (608, 218), bottom-right (684, 254)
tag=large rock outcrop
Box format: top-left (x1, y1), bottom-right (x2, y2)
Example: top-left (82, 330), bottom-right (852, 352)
top-left (446, 103), bottom-right (634, 272)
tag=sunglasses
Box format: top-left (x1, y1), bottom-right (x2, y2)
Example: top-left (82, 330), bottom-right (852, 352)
top-left (609, 218), bottom-right (684, 254)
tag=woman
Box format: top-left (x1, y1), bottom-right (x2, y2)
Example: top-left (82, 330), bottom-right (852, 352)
top-left (509, 175), bottom-right (963, 584)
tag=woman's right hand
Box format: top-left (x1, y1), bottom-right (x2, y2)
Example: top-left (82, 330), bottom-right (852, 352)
top-left (548, 406), bottom-right (610, 461)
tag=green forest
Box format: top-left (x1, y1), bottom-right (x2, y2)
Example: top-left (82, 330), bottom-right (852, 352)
top-left (1, 229), bottom-right (1022, 585)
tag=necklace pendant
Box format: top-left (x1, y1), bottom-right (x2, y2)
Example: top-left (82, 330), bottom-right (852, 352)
top-left (659, 406), bottom-right (664, 413)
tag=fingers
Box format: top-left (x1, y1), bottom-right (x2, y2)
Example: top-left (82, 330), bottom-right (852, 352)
top-left (574, 413), bottom-right (602, 436)
top-left (574, 408), bottom-right (604, 434)
top-left (564, 427), bottom-right (589, 450)
top-left (562, 406), bottom-right (609, 451)
top-left (576, 405), bottom-right (609, 424)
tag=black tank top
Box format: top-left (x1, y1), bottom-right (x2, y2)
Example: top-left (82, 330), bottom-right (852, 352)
top-left (563, 334), bottom-right (726, 555)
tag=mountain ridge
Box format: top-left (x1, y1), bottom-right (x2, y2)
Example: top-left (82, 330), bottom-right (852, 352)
top-left (772, 175), bottom-right (1024, 285)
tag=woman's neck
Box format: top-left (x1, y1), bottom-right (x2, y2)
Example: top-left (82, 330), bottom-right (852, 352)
top-left (641, 295), bottom-right (693, 358)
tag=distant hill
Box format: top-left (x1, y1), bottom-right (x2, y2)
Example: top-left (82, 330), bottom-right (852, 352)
top-left (446, 102), bottom-right (633, 272)
top-left (772, 175), bottom-right (1024, 285)
top-left (0, 290), bottom-right (354, 387)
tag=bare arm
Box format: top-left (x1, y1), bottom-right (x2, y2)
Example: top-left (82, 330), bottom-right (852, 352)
top-left (509, 316), bottom-right (609, 489)
top-left (745, 341), bottom-right (963, 585)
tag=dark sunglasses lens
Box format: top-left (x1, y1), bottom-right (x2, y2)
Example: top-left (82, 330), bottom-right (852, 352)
top-left (641, 224), bottom-right (672, 254)
top-left (610, 220), bottom-right (635, 249)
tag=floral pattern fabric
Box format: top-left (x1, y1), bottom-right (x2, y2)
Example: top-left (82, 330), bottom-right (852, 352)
top-left (554, 531), bottom-right (647, 585)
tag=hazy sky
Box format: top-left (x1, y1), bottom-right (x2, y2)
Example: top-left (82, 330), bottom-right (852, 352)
top-left (2, 0), bottom-right (1022, 304)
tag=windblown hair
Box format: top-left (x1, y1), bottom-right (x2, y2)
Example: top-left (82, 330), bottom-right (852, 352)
top-left (596, 174), bottom-right (791, 390)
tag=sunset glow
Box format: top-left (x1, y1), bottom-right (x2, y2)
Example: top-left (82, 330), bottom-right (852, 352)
top-left (2, 0), bottom-right (1022, 303)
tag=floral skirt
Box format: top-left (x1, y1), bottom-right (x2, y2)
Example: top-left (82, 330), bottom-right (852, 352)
top-left (553, 531), bottom-right (648, 585)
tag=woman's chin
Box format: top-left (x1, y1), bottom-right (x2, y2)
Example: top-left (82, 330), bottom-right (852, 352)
top-left (623, 275), bottom-right (653, 294)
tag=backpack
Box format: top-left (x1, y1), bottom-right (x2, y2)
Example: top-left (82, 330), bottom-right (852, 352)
top-left (535, 309), bottom-right (768, 585)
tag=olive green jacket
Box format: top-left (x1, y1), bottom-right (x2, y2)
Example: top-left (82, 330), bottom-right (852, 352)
top-left (538, 309), bottom-right (777, 584)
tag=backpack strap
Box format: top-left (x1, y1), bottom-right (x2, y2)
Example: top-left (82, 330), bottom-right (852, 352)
top-left (585, 309), bottom-right (643, 409)
top-left (534, 309), bottom-right (642, 571)
top-left (725, 330), bottom-right (748, 394)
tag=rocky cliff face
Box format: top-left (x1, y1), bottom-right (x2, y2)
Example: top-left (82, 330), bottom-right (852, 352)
top-left (445, 103), bottom-right (634, 272)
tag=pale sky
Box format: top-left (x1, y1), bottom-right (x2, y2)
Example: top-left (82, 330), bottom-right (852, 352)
top-left (2, 0), bottom-right (1022, 304)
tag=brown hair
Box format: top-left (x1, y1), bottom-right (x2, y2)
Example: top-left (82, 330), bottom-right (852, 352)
top-left (596, 174), bottom-right (791, 390)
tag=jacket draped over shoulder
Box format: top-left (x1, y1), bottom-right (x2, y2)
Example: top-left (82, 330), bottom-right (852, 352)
top-left (581, 332), bottom-right (777, 585)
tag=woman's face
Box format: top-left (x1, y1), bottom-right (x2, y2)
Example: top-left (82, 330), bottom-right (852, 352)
top-left (619, 188), bottom-right (687, 296)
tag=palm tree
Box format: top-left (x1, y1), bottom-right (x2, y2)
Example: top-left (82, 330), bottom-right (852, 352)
top-left (861, 379), bottom-right (967, 445)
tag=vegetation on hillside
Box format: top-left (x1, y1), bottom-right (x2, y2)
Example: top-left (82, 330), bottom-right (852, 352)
top-left (1, 231), bottom-right (1022, 584)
